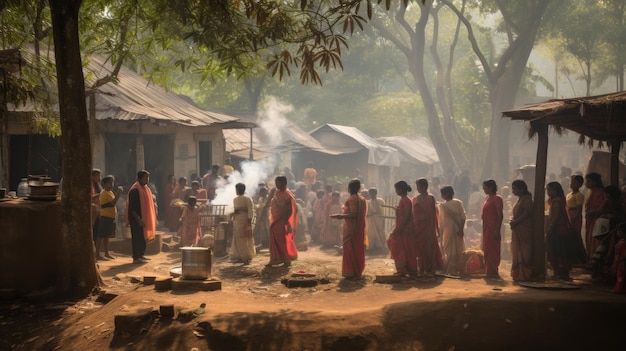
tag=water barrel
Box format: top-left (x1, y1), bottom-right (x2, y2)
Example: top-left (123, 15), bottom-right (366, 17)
top-left (181, 247), bottom-right (212, 280)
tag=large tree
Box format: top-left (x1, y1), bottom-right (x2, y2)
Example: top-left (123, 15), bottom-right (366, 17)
top-left (366, 0), bottom-right (561, 181)
top-left (47, 0), bottom-right (100, 297)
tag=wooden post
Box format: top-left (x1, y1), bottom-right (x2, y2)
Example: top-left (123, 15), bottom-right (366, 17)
top-left (249, 127), bottom-right (253, 161)
top-left (532, 122), bottom-right (548, 280)
top-left (610, 140), bottom-right (621, 186)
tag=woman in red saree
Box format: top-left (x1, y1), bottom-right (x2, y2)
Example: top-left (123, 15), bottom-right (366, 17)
top-left (267, 176), bottom-right (298, 267)
top-left (481, 179), bottom-right (503, 278)
top-left (387, 181), bottom-right (418, 276)
top-left (584, 172), bottom-right (605, 263)
top-left (413, 178), bottom-right (443, 275)
top-left (332, 179), bottom-right (367, 278)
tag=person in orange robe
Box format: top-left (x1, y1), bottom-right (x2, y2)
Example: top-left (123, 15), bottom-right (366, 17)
top-left (387, 181), bottom-right (418, 276)
top-left (126, 170), bottom-right (157, 264)
top-left (413, 178), bottom-right (444, 275)
top-left (267, 176), bottom-right (298, 267)
top-left (331, 179), bottom-right (367, 278)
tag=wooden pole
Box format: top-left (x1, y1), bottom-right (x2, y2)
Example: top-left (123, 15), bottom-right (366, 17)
top-left (610, 140), bottom-right (621, 186)
top-left (532, 122), bottom-right (548, 280)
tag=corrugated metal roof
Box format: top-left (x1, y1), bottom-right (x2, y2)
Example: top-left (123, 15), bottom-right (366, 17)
top-left (87, 55), bottom-right (244, 127)
top-left (309, 124), bottom-right (400, 166)
top-left (223, 118), bottom-right (344, 158)
top-left (377, 135), bottom-right (439, 165)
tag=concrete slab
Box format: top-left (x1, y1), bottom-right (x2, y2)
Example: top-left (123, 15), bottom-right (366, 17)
top-left (171, 277), bottom-right (222, 292)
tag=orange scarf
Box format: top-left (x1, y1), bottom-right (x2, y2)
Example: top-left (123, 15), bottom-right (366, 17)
top-left (126, 181), bottom-right (156, 243)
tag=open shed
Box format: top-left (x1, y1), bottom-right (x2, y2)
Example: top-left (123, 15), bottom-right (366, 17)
top-left (502, 90), bottom-right (626, 279)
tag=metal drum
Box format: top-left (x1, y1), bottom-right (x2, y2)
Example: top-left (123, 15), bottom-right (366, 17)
top-left (181, 247), bottom-right (212, 280)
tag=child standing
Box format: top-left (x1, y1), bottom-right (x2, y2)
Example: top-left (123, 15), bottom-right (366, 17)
top-left (179, 196), bottom-right (203, 247)
top-left (97, 175), bottom-right (122, 260)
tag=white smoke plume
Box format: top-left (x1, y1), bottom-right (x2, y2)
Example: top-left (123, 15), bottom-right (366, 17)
top-left (257, 96), bottom-right (293, 147)
top-left (207, 96), bottom-right (293, 214)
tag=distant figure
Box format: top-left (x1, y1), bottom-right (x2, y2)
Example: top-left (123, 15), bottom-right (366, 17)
top-left (166, 177), bottom-right (188, 232)
top-left (566, 175), bottom-right (585, 237)
top-left (230, 183), bottom-right (255, 264)
top-left (188, 180), bottom-right (208, 202)
top-left (253, 186), bottom-right (271, 248)
top-left (546, 182), bottom-right (575, 280)
top-left (311, 190), bottom-right (326, 244)
top-left (584, 172), bottom-right (605, 262)
top-left (481, 179), bottom-right (503, 278)
top-left (439, 186), bottom-right (466, 276)
top-left (203, 164), bottom-right (222, 201)
top-left (96, 175), bottom-right (122, 260)
top-left (266, 176), bottom-right (298, 267)
top-left (387, 181), bottom-right (418, 276)
top-left (295, 198), bottom-right (309, 251)
top-left (126, 170), bottom-right (157, 264)
top-left (321, 191), bottom-right (342, 248)
top-left (509, 180), bottom-right (534, 282)
top-left (179, 196), bottom-right (203, 247)
top-left (413, 178), bottom-right (444, 275)
top-left (331, 179), bottom-right (367, 279)
top-left (366, 188), bottom-right (386, 253)
top-left (162, 175), bottom-right (175, 221)
top-left (303, 161), bottom-right (317, 189)
top-left (223, 157), bottom-right (235, 177)
top-left (91, 168), bottom-right (102, 241)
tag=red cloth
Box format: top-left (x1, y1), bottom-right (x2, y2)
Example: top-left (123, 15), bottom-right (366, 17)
top-left (481, 194), bottom-right (503, 275)
top-left (163, 183), bottom-right (174, 218)
top-left (413, 193), bottom-right (443, 273)
top-left (387, 196), bottom-right (418, 275)
top-left (203, 173), bottom-right (222, 201)
top-left (584, 187), bottom-right (605, 261)
top-left (268, 189), bottom-right (298, 264)
top-left (341, 194), bottom-right (367, 278)
top-left (125, 181), bottom-right (156, 243)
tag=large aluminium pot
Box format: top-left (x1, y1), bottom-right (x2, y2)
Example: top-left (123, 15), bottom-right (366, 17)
top-left (181, 246), bottom-right (212, 280)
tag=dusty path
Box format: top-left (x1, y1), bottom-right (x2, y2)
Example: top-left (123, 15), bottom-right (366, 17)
top-left (1, 244), bottom-right (624, 351)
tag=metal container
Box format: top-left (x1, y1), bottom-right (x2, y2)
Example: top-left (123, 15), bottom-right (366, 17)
top-left (181, 247), bottom-right (212, 280)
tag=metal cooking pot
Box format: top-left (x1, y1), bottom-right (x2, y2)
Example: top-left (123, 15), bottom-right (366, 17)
top-left (180, 246), bottom-right (212, 280)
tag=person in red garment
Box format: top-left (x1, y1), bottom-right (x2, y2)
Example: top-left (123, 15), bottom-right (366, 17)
top-left (387, 181), bottom-right (418, 276)
top-left (266, 176), bottom-right (298, 267)
top-left (331, 179), bottom-right (367, 279)
top-left (481, 179), bottom-right (504, 278)
top-left (412, 178), bottom-right (444, 275)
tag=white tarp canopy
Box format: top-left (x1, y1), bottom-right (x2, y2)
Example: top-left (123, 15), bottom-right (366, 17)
top-left (309, 124), bottom-right (400, 167)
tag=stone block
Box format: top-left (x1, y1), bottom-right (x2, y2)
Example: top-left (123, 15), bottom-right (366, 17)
top-left (114, 307), bottom-right (155, 337)
top-left (154, 277), bottom-right (172, 292)
top-left (172, 277), bottom-right (222, 292)
top-left (282, 278), bottom-right (319, 288)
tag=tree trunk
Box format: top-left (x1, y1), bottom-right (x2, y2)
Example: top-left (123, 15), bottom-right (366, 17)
top-left (49, 0), bottom-right (100, 298)
top-left (408, 3), bottom-right (456, 173)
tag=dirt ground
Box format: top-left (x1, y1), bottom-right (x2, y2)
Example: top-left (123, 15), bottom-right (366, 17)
top-left (1, 238), bottom-right (625, 351)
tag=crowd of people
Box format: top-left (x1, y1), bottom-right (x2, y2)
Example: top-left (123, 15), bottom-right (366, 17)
top-left (89, 162), bottom-right (626, 292)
